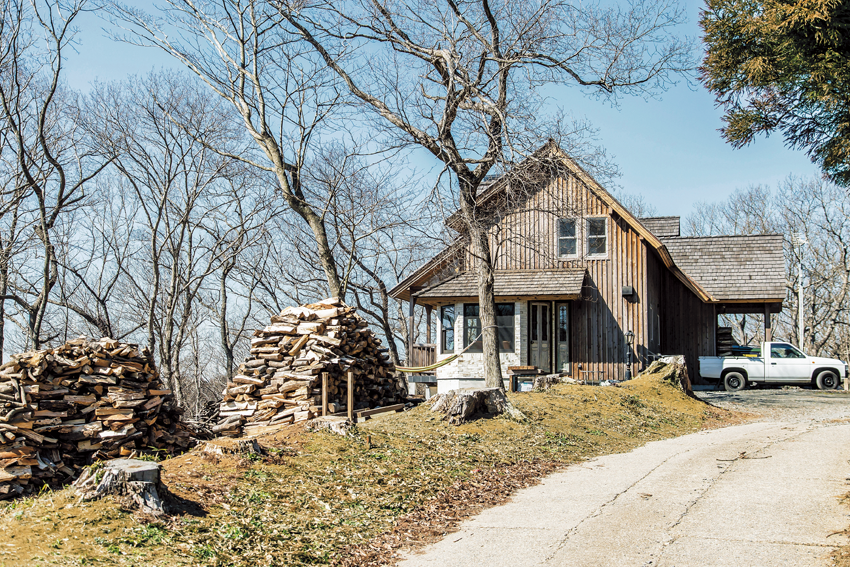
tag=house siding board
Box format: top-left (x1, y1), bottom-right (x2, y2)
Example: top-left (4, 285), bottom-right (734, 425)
top-left (652, 248), bottom-right (716, 381)
top-left (405, 163), bottom-right (782, 383)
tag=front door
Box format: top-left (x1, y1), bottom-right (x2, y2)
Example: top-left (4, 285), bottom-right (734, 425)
top-left (555, 302), bottom-right (570, 373)
top-left (529, 302), bottom-right (551, 372)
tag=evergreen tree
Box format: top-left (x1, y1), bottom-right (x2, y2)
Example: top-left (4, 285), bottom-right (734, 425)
top-left (701, 0), bottom-right (850, 184)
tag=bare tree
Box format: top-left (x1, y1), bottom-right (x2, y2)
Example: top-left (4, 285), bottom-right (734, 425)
top-left (0, 0), bottom-right (110, 350)
top-left (276, 0), bottom-right (694, 387)
top-left (684, 179), bottom-right (850, 359)
top-left (778, 178), bottom-right (850, 356)
top-left (85, 71), bottom-right (252, 406)
top-left (110, 0), bottom-right (350, 299)
top-left (47, 176), bottom-right (143, 341)
top-left (200, 171), bottom-right (281, 380)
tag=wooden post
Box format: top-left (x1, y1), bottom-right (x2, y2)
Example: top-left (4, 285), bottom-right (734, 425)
top-left (764, 304), bottom-right (772, 343)
top-left (321, 372), bottom-right (329, 416)
top-left (408, 293), bottom-right (417, 366)
top-left (425, 305), bottom-right (432, 344)
top-left (347, 370), bottom-right (354, 423)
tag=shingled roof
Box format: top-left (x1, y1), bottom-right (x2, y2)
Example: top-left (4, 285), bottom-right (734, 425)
top-left (661, 235), bottom-right (786, 301)
top-left (639, 217), bottom-right (680, 238)
top-left (416, 269), bottom-right (585, 302)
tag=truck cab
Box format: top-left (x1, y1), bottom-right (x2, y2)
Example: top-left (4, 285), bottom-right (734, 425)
top-left (698, 342), bottom-right (847, 392)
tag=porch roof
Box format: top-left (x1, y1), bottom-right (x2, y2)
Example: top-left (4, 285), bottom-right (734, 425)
top-left (414, 269), bottom-right (585, 305)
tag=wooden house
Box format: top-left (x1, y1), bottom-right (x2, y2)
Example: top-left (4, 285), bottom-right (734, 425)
top-left (389, 142), bottom-right (786, 384)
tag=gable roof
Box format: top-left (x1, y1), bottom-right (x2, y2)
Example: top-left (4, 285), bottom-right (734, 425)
top-left (416, 269), bottom-right (585, 302)
top-left (661, 235), bottom-right (786, 302)
top-left (390, 142), bottom-right (725, 304)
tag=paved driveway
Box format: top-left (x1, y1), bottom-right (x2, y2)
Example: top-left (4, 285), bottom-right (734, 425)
top-left (399, 390), bottom-right (850, 567)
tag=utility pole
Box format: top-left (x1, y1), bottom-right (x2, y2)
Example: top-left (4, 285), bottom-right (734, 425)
top-left (794, 233), bottom-right (807, 351)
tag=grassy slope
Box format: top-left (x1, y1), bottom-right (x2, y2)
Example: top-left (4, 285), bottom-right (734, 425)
top-left (0, 376), bottom-right (739, 567)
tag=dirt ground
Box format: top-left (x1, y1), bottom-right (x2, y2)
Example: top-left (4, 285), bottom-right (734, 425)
top-left (0, 373), bottom-right (743, 567)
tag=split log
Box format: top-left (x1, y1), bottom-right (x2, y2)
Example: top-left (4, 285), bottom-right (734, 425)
top-left (214, 299), bottom-right (405, 437)
top-left (0, 337), bottom-right (192, 499)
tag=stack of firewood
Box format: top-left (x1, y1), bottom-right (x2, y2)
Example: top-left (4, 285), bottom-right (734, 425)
top-left (0, 337), bottom-right (191, 499)
top-left (214, 298), bottom-right (406, 437)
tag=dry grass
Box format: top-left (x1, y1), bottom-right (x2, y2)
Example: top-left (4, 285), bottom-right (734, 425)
top-left (0, 376), bottom-right (741, 566)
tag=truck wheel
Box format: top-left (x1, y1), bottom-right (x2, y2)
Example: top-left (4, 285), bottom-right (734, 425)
top-left (723, 372), bottom-right (747, 392)
top-left (816, 371), bottom-right (839, 390)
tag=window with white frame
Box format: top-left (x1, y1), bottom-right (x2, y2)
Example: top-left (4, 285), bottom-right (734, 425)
top-left (586, 217), bottom-right (608, 256)
top-left (558, 218), bottom-right (578, 257)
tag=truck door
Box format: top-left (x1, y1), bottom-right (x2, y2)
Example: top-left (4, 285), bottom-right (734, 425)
top-left (767, 343), bottom-right (811, 383)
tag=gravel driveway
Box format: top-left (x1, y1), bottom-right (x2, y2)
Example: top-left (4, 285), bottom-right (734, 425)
top-left (697, 387), bottom-right (850, 420)
top-left (399, 388), bottom-right (850, 567)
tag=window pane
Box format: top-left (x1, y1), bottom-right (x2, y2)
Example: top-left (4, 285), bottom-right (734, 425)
top-left (496, 303), bottom-right (514, 352)
top-left (771, 344), bottom-right (804, 359)
top-left (495, 303), bottom-right (514, 317)
top-left (587, 218), bottom-right (607, 255)
top-left (559, 238), bottom-right (576, 256)
top-left (558, 305), bottom-right (568, 342)
top-left (541, 305), bottom-right (549, 341)
top-left (588, 218), bottom-right (606, 236)
top-left (530, 304), bottom-right (538, 341)
top-left (464, 303), bottom-right (482, 353)
top-left (588, 236), bottom-right (606, 255)
top-left (441, 306), bottom-right (455, 351)
top-left (559, 219), bottom-right (576, 238)
top-left (441, 305), bottom-right (455, 328)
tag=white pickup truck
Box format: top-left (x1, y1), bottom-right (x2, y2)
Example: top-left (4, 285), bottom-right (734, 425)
top-left (699, 342), bottom-right (847, 392)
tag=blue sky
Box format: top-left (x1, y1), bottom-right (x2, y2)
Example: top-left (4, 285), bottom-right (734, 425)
top-left (64, 1), bottom-right (821, 217)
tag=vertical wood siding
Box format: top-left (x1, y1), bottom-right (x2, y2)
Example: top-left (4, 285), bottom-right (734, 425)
top-left (454, 171), bottom-right (700, 380)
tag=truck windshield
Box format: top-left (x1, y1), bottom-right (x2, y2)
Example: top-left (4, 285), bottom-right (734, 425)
top-left (770, 344), bottom-right (805, 359)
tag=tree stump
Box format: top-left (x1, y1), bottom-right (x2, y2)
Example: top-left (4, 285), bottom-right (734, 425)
top-left (429, 388), bottom-right (526, 425)
top-left (73, 459), bottom-right (164, 516)
top-left (638, 356), bottom-right (693, 395)
top-left (307, 416), bottom-right (352, 436)
top-left (200, 437), bottom-right (264, 459)
top-left (532, 374), bottom-right (563, 391)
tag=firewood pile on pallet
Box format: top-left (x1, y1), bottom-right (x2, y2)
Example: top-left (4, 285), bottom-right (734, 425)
top-left (215, 298), bottom-right (406, 437)
top-left (0, 337), bottom-right (192, 499)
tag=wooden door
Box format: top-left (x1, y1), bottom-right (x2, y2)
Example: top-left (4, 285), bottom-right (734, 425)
top-left (529, 302), bottom-right (551, 372)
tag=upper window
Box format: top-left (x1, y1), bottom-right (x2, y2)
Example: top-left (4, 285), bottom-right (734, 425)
top-left (558, 218), bottom-right (577, 257)
top-left (587, 218), bottom-right (607, 256)
top-left (770, 343), bottom-right (805, 359)
top-left (463, 303), bottom-right (515, 354)
top-left (440, 305), bottom-right (455, 352)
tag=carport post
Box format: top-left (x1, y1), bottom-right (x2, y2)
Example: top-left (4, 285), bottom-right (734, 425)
top-left (764, 304), bottom-right (772, 343)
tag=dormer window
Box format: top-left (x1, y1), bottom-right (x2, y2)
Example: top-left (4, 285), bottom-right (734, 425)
top-left (587, 218), bottom-right (608, 257)
top-left (558, 218), bottom-right (578, 257)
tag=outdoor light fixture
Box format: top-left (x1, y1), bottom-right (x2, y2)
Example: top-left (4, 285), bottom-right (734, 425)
top-left (624, 330), bottom-right (635, 381)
